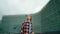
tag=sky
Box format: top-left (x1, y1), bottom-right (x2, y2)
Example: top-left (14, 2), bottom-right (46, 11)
top-left (0, 0), bottom-right (50, 20)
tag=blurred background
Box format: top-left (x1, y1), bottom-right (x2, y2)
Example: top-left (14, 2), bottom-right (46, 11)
top-left (0, 0), bottom-right (60, 34)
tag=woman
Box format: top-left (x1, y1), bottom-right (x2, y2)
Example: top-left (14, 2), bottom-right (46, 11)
top-left (20, 14), bottom-right (34, 34)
